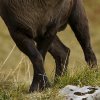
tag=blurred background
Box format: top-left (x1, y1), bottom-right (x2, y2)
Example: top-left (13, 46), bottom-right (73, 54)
top-left (0, 0), bottom-right (100, 83)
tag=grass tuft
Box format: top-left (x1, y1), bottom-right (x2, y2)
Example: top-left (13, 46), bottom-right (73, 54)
top-left (55, 67), bottom-right (100, 89)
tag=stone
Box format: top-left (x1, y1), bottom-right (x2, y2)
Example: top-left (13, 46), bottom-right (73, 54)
top-left (59, 85), bottom-right (100, 100)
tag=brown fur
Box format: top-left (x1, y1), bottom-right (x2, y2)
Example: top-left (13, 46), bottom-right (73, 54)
top-left (0, 0), bottom-right (97, 92)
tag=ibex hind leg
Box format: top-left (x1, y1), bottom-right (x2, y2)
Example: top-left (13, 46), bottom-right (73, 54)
top-left (69, 0), bottom-right (97, 67)
top-left (49, 36), bottom-right (70, 76)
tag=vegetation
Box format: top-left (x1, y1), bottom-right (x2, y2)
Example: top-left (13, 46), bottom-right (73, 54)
top-left (0, 0), bottom-right (100, 99)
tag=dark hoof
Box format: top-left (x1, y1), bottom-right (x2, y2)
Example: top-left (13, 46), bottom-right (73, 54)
top-left (85, 51), bottom-right (97, 68)
top-left (29, 75), bottom-right (50, 93)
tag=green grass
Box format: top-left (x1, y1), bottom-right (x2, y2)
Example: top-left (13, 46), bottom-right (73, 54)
top-left (0, 67), bottom-right (100, 100)
top-left (0, 0), bottom-right (100, 100)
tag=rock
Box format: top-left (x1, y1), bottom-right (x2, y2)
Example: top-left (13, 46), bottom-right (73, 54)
top-left (59, 85), bottom-right (100, 100)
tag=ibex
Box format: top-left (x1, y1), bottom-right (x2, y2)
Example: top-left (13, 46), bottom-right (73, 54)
top-left (0, 0), bottom-right (97, 92)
